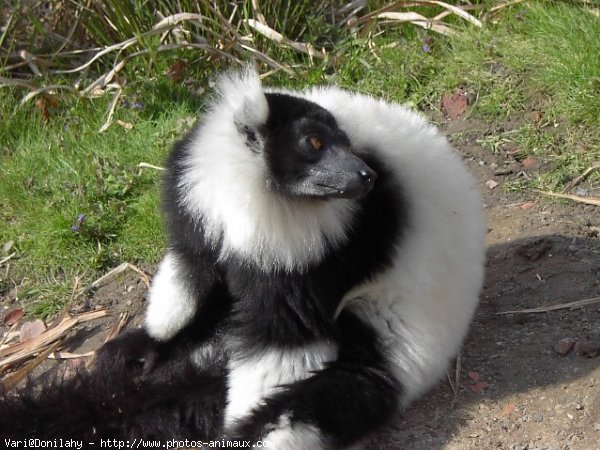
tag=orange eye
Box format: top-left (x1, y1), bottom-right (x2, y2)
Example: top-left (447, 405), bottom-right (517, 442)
top-left (309, 136), bottom-right (322, 150)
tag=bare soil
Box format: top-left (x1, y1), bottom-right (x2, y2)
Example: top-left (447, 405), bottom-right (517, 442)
top-left (2, 115), bottom-right (599, 450)
top-left (370, 117), bottom-right (600, 450)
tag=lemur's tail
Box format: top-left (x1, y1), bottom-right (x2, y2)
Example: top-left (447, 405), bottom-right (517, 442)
top-left (0, 330), bottom-right (226, 440)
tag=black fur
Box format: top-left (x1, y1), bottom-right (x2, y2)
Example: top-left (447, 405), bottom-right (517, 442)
top-left (0, 88), bottom-right (408, 447)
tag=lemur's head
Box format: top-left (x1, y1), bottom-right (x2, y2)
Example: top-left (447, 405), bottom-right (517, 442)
top-left (261, 93), bottom-right (376, 199)
top-left (221, 69), bottom-right (376, 200)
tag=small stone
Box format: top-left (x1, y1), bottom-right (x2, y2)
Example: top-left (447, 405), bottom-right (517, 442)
top-left (486, 179), bottom-right (499, 189)
top-left (555, 338), bottom-right (577, 355)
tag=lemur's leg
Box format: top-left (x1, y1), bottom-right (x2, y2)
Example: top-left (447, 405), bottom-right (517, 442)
top-left (227, 311), bottom-right (400, 449)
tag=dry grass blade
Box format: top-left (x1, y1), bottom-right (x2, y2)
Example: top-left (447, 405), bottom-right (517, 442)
top-left (239, 44), bottom-right (297, 76)
top-left (104, 312), bottom-right (129, 343)
top-left (84, 262), bottom-right (150, 292)
top-left (98, 83), bottom-right (124, 132)
top-left (489, 0), bottom-right (529, 14)
top-left (0, 253), bottom-right (16, 267)
top-left (410, 0), bottom-right (482, 27)
top-left (48, 276), bottom-right (81, 332)
top-left (19, 85), bottom-right (78, 106)
top-left (0, 310), bottom-right (107, 364)
top-left (138, 162), bottom-right (166, 171)
top-left (48, 351), bottom-right (95, 359)
top-left (0, 77), bottom-right (38, 90)
top-left (376, 12), bottom-right (458, 36)
top-left (496, 296), bottom-right (600, 315)
top-left (536, 190), bottom-right (600, 207)
top-left (252, 0), bottom-right (268, 25)
top-left (152, 12), bottom-right (207, 30)
top-left (1, 342), bottom-right (61, 393)
top-left (245, 19), bottom-right (324, 59)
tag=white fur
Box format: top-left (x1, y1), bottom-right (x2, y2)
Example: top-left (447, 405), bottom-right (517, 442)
top-left (179, 71), bottom-right (358, 273)
top-left (224, 343), bottom-right (338, 429)
top-left (263, 415), bottom-right (326, 450)
top-left (145, 252), bottom-right (197, 341)
top-left (300, 87), bottom-right (486, 404)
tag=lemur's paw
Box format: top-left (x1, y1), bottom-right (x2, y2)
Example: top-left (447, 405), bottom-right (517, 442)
top-left (94, 329), bottom-right (159, 375)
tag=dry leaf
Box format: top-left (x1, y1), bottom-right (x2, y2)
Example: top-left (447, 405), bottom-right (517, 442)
top-left (116, 120), bottom-right (134, 130)
top-left (520, 201), bottom-right (536, 210)
top-left (3, 308), bottom-right (24, 326)
top-left (19, 319), bottom-right (46, 342)
top-left (499, 402), bottom-right (517, 418)
top-left (522, 157), bottom-right (538, 169)
top-left (166, 60), bottom-right (187, 82)
top-left (469, 382), bottom-right (490, 393)
top-left (35, 98), bottom-right (50, 122)
top-left (530, 111), bottom-right (544, 123)
top-left (442, 89), bottom-right (468, 120)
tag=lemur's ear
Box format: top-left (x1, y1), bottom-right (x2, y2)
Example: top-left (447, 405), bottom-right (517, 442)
top-left (216, 65), bottom-right (268, 152)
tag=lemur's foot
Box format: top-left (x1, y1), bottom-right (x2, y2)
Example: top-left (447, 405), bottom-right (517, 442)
top-left (94, 329), bottom-right (160, 376)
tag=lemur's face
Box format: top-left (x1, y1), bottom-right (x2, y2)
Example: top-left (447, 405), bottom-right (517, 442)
top-left (261, 93), bottom-right (376, 199)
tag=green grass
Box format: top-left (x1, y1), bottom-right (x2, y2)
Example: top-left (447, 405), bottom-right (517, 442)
top-left (1, 0), bottom-right (599, 317)
top-left (0, 78), bottom-right (205, 316)
top-left (326, 1), bottom-right (600, 191)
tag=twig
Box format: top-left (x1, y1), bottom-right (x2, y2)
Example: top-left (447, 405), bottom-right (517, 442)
top-left (563, 162), bottom-right (600, 192)
top-left (84, 262), bottom-right (150, 292)
top-left (447, 353), bottom-right (461, 402)
top-left (496, 296), bottom-right (600, 315)
top-left (535, 190), bottom-right (600, 207)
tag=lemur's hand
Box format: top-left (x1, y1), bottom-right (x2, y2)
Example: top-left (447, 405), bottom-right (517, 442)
top-left (94, 329), bottom-right (160, 376)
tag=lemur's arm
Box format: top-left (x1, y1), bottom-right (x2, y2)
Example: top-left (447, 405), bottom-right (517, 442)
top-left (145, 247), bottom-right (218, 341)
top-left (227, 311), bottom-right (400, 449)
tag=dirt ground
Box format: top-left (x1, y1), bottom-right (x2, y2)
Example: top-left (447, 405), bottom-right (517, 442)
top-left (370, 117), bottom-right (600, 450)
top-left (2, 114), bottom-right (599, 449)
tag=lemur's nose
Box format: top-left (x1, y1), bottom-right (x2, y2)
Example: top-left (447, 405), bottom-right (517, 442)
top-left (359, 168), bottom-right (377, 184)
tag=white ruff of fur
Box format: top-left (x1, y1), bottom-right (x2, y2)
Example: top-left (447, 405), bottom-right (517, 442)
top-left (145, 252), bottom-right (197, 341)
top-left (224, 343), bottom-right (338, 430)
top-left (179, 70), bottom-right (356, 272)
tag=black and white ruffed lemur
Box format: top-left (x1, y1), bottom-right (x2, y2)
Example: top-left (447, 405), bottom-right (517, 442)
top-left (0, 67), bottom-right (485, 449)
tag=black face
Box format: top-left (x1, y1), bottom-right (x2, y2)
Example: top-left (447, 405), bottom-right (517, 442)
top-left (258, 93), bottom-right (377, 199)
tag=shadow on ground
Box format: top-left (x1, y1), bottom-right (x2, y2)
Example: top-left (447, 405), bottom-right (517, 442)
top-left (370, 234), bottom-right (600, 450)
